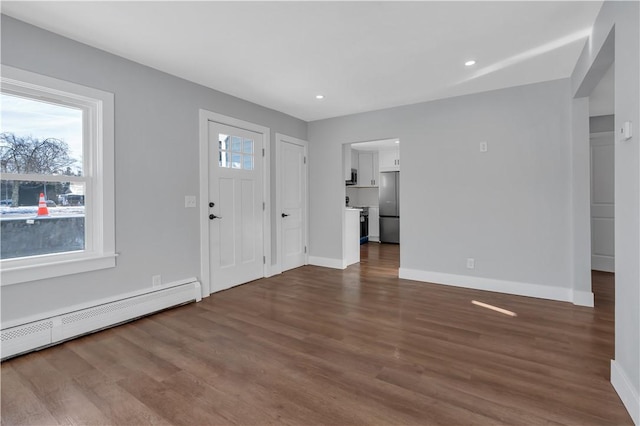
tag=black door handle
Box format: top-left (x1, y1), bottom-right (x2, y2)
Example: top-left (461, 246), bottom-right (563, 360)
top-left (281, 213), bottom-right (290, 218)
top-left (209, 214), bottom-right (222, 220)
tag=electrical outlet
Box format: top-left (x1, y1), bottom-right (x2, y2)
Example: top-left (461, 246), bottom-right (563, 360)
top-left (479, 141), bottom-right (488, 153)
top-left (185, 195), bottom-right (196, 208)
top-left (466, 258), bottom-right (475, 269)
top-left (152, 274), bottom-right (162, 288)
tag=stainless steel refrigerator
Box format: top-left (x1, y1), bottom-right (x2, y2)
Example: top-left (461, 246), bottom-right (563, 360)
top-left (379, 171), bottom-right (399, 243)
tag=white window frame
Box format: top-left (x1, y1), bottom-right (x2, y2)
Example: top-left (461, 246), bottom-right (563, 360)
top-left (0, 65), bottom-right (115, 285)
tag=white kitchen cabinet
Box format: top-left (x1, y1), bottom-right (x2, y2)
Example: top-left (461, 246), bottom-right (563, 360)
top-left (357, 151), bottom-right (379, 187)
top-left (379, 148), bottom-right (400, 171)
top-left (369, 207), bottom-right (380, 242)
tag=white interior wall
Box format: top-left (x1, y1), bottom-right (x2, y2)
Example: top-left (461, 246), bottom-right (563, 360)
top-left (309, 78), bottom-right (577, 302)
top-left (571, 2), bottom-right (639, 423)
top-left (589, 63), bottom-right (615, 117)
top-left (0, 15), bottom-right (307, 324)
top-left (570, 97), bottom-right (592, 305)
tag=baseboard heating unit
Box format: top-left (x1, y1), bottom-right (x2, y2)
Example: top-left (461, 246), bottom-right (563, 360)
top-left (1, 279), bottom-right (201, 360)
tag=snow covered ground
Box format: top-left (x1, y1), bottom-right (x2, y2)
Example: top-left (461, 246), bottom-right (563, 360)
top-left (0, 206), bottom-right (85, 219)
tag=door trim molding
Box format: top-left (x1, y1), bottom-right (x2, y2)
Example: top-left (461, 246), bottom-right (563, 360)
top-left (274, 133), bottom-right (309, 275)
top-left (198, 109), bottom-right (271, 297)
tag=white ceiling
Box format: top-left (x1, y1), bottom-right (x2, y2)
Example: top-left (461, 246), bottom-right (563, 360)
top-left (1, 1), bottom-right (603, 122)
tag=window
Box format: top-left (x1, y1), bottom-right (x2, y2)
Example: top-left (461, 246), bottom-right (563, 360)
top-left (219, 133), bottom-right (254, 170)
top-left (0, 66), bottom-right (115, 285)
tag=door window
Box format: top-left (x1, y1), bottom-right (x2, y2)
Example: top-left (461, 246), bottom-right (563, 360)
top-left (219, 134), bottom-right (254, 170)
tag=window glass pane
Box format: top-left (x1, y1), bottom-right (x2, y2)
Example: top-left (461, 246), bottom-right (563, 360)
top-left (219, 151), bottom-right (230, 168)
top-left (219, 134), bottom-right (229, 151)
top-left (243, 155), bottom-right (254, 170)
top-left (243, 138), bottom-right (254, 154)
top-left (0, 179), bottom-right (85, 259)
top-left (231, 136), bottom-right (242, 153)
top-left (231, 153), bottom-right (242, 169)
top-left (0, 93), bottom-right (83, 176)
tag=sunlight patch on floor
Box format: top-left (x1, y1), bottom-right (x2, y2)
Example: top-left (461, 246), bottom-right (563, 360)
top-left (472, 300), bottom-right (517, 317)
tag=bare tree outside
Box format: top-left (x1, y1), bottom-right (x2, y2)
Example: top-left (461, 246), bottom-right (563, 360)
top-left (0, 132), bottom-right (77, 205)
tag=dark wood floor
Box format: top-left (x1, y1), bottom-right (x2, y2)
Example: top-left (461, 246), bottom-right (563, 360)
top-left (1, 244), bottom-right (632, 425)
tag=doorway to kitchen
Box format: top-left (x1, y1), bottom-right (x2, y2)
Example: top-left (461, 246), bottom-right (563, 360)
top-left (343, 138), bottom-right (400, 268)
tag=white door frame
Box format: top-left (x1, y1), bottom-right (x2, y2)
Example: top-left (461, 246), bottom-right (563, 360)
top-left (590, 130), bottom-right (615, 272)
top-left (199, 109), bottom-right (271, 297)
top-left (275, 133), bottom-right (309, 275)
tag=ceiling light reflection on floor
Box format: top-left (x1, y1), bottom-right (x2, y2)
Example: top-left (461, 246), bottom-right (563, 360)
top-left (472, 300), bottom-right (517, 317)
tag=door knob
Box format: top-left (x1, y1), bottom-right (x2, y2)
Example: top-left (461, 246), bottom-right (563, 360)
top-left (281, 213), bottom-right (290, 218)
top-left (209, 214), bottom-right (222, 220)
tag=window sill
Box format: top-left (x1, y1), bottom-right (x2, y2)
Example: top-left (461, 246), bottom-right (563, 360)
top-left (1, 253), bottom-right (117, 286)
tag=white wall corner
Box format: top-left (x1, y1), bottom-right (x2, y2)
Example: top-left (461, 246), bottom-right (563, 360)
top-left (308, 256), bottom-right (346, 270)
top-left (398, 268), bottom-right (573, 303)
top-left (611, 359), bottom-right (640, 425)
top-left (572, 290), bottom-right (594, 307)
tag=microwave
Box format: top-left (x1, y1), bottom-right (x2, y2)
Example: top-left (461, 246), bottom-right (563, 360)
top-left (346, 168), bottom-right (357, 186)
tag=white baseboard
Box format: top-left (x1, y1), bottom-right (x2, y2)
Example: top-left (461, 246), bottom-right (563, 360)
top-left (611, 359), bottom-right (640, 425)
top-left (572, 289), bottom-right (594, 307)
top-left (398, 268), bottom-right (573, 303)
top-left (308, 256), bottom-right (346, 269)
top-left (1, 278), bottom-right (201, 360)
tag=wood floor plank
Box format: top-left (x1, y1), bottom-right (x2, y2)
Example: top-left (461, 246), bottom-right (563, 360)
top-left (1, 243), bottom-right (633, 425)
top-left (0, 365), bottom-right (59, 426)
top-left (72, 368), bottom-right (172, 426)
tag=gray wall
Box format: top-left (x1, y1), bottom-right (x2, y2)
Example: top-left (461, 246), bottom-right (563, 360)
top-left (309, 79), bottom-right (574, 294)
top-left (0, 15), bottom-right (306, 323)
top-left (572, 2), bottom-right (640, 421)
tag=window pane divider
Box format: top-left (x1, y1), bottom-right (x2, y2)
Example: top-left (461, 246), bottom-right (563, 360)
top-left (1, 173), bottom-right (87, 183)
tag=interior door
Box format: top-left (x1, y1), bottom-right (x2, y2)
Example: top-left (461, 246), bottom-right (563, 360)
top-left (208, 121), bottom-right (264, 291)
top-left (590, 131), bottom-right (615, 272)
top-left (281, 138), bottom-right (307, 271)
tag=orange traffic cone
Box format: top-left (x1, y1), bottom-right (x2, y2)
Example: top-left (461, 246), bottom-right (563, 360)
top-left (37, 193), bottom-right (49, 217)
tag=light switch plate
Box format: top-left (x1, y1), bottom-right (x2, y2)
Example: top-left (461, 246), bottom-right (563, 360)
top-left (185, 195), bottom-right (196, 208)
top-left (479, 142), bottom-right (488, 153)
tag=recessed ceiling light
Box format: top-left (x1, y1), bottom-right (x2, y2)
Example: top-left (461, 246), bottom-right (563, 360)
top-left (465, 60), bottom-right (476, 67)
top-left (395, 140), bottom-right (400, 144)
top-left (315, 95), bottom-right (324, 100)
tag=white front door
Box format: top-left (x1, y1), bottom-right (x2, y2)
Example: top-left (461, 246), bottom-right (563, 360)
top-left (590, 131), bottom-right (615, 272)
top-left (280, 137), bottom-right (307, 271)
top-left (208, 121), bottom-right (264, 291)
